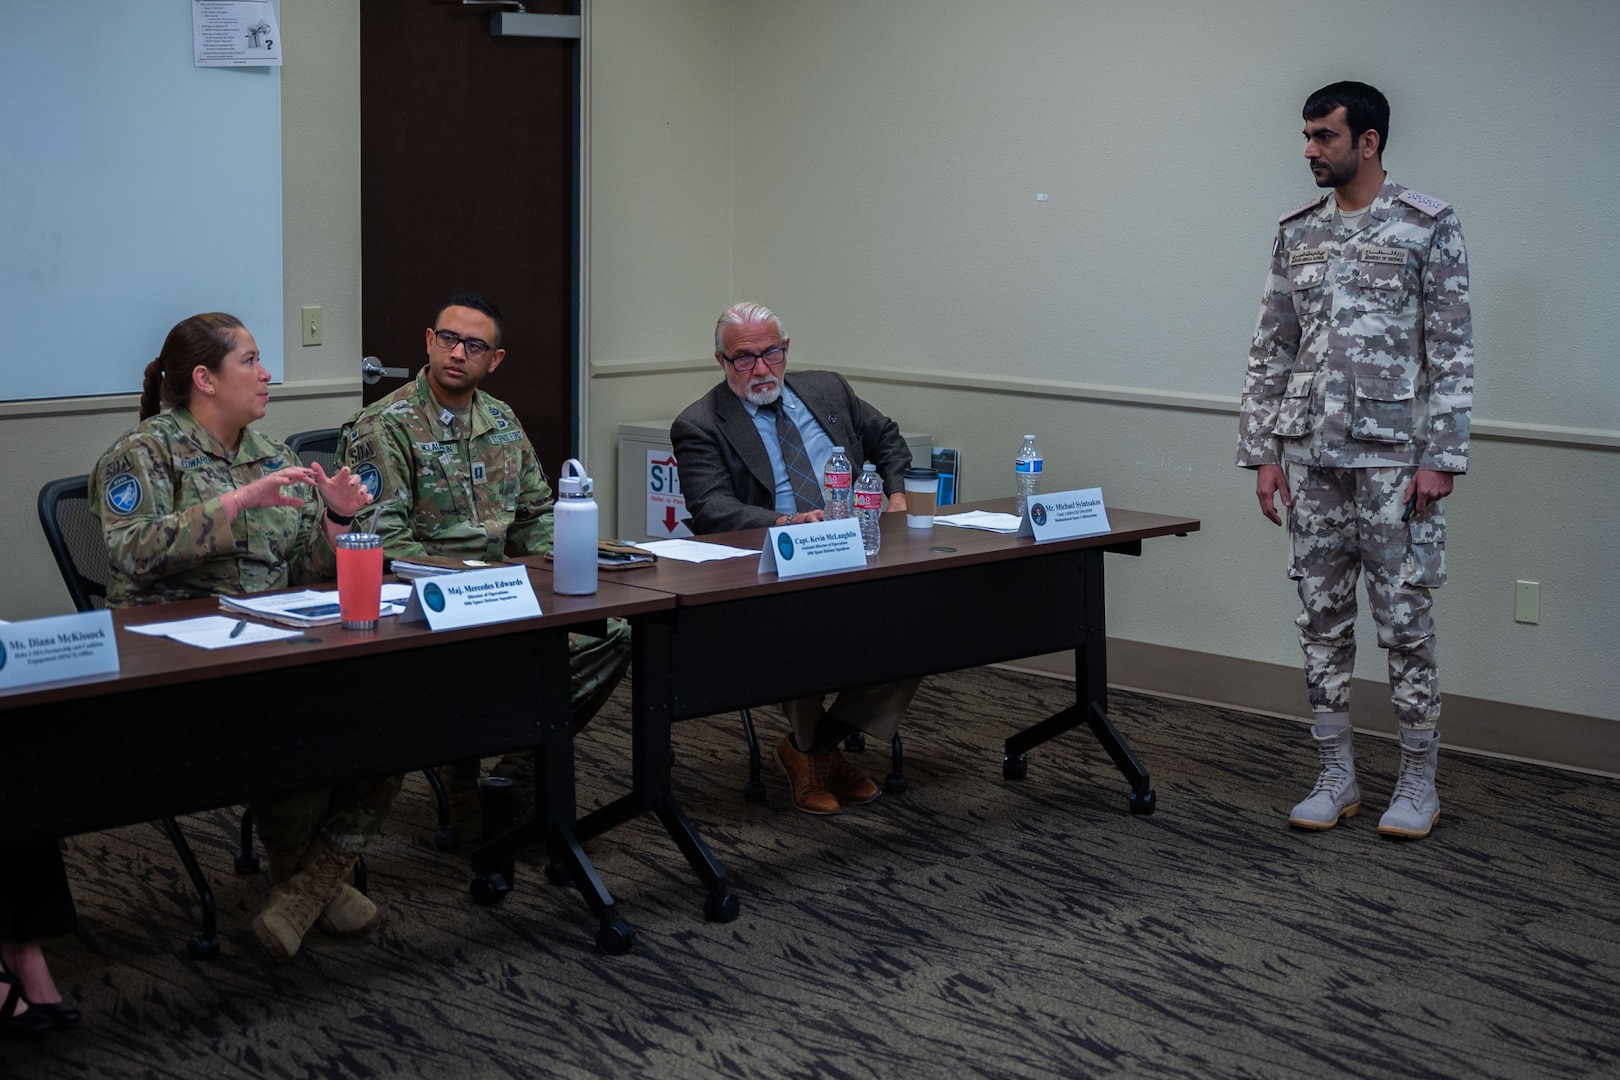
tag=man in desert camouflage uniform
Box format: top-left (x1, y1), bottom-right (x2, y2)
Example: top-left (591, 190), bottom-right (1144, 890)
top-left (1237, 82), bottom-right (1473, 840)
top-left (337, 295), bottom-right (630, 835)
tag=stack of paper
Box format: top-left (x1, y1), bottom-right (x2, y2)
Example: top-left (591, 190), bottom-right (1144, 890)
top-left (218, 585), bottom-right (413, 627)
top-left (389, 555), bottom-right (507, 579)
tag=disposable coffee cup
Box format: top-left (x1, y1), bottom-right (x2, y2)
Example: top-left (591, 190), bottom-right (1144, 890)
top-left (334, 532), bottom-right (384, 630)
top-left (903, 467), bottom-right (939, 529)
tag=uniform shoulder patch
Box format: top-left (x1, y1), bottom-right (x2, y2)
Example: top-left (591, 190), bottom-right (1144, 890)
top-left (1278, 194), bottom-right (1330, 224)
top-left (105, 472), bottom-right (143, 516)
top-left (1397, 189), bottom-right (1450, 217)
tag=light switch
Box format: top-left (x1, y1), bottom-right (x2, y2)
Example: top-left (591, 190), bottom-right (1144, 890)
top-left (301, 305), bottom-right (323, 346)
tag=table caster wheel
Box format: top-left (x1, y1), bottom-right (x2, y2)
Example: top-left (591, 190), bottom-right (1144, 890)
top-left (704, 891), bottom-right (740, 923)
top-left (1003, 754), bottom-right (1028, 781)
top-left (234, 850), bottom-right (261, 875)
top-left (186, 936), bottom-right (220, 960)
top-left (1129, 789), bottom-right (1157, 815)
top-left (884, 774), bottom-right (908, 795)
top-left (844, 732), bottom-right (867, 752)
top-left (433, 827), bottom-right (461, 853)
top-left (742, 779), bottom-right (767, 803)
top-left (470, 873), bottom-right (511, 906)
top-left (596, 919), bottom-right (636, 955)
top-left (544, 859), bottom-right (574, 887)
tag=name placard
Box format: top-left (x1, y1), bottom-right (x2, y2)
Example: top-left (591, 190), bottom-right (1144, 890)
top-left (398, 567), bottom-right (542, 630)
top-left (1016, 487), bottom-right (1112, 542)
top-left (0, 610), bottom-right (119, 690)
top-left (759, 519), bottom-right (867, 578)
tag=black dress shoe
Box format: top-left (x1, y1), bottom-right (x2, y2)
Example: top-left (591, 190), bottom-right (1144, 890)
top-left (0, 976), bottom-right (53, 1041)
top-left (24, 997), bottom-right (80, 1031)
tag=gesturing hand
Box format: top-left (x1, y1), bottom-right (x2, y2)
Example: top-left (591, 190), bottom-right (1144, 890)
top-left (227, 466), bottom-right (321, 519)
top-left (310, 461), bottom-right (373, 519)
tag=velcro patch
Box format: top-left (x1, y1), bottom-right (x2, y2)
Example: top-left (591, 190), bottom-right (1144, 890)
top-left (1361, 246), bottom-right (1408, 265)
top-left (1289, 247), bottom-right (1330, 266)
top-left (489, 431), bottom-right (524, 445)
top-left (356, 462), bottom-right (381, 499)
top-left (106, 473), bottom-right (143, 516)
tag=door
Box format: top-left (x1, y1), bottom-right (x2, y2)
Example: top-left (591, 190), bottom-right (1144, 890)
top-left (359, 0), bottom-right (578, 477)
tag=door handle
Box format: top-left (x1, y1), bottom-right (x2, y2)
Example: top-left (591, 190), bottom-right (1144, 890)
top-left (361, 356), bottom-right (408, 385)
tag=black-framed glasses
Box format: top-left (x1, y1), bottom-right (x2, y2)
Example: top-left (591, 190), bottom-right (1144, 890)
top-left (433, 329), bottom-right (493, 360)
top-left (724, 346), bottom-right (787, 374)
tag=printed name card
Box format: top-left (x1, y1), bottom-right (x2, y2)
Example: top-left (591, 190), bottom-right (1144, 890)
top-left (1016, 487), bottom-right (1112, 542)
top-left (759, 519), bottom-right (868, 578)
top-left (0, 610), bottom-right (119, 690)
top-left (398, 567), bottom-right (542, 630)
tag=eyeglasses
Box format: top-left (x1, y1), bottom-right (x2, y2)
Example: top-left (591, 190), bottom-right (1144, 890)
top-left (724, 346), bottom-right (787, 374)
top-left (433, 329), bottom-right (494, 360)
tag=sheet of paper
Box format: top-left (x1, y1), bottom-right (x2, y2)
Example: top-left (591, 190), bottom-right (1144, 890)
top-left (935, 510), bottom-right (1023, 534)
top-left (126, 615), bottom-right (304, 649)
top-left (193, 0), bottom-right (283, 67)
top-left (630, 539), bottom-right (758, 563)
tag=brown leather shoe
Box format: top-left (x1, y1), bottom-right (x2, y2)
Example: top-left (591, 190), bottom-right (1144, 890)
top-left (826, 747), bottom-right (881, 804)
top-left (775, 737), bottom-right (840, 814)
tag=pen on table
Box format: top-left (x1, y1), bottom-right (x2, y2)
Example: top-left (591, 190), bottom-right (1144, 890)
top-left (229, 619), bottom-right (247, 638)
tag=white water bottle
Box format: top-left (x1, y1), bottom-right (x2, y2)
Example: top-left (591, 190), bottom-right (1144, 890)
top-left (553, 458), bottom-right (598, 595)
top-left (853, 462), bottom-right (883, 556)
top-left (1014, 434), bottom-right (1043, 519)
top-left (823, 445), bottom-right (853, 519)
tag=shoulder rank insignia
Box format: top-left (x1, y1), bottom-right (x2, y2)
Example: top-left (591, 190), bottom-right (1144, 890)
top-left (1278, 193), bottom-right (1330, 224)
top-left (1397, 189), bottom-right (1450, 217)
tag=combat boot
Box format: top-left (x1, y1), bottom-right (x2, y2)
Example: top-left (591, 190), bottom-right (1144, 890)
top-left (266, 847), bottom-right (379, 938)
top-left (1378, 728), bottom-right (1440, 838)
top-left (251, 836), bottom-right (358, 963)
top-left (1288, 722), bottom-right (1361, 829)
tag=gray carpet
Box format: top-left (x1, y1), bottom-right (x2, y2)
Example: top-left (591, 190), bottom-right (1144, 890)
top-left (4, 667), bottom-right (1619, 1079)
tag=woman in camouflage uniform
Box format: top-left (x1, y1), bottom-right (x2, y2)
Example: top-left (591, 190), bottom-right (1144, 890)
top-left (90, 312), bottom-right (395, 964)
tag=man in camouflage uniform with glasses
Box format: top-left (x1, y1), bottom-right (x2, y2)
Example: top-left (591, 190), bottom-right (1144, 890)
top-left (1238, 83), bottom-right (1474, 840)
top-left (337, 294), bottom-right (630, 838)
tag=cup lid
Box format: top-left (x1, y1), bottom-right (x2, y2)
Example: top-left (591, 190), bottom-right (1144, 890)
top-left (903, 467), bottom-right (938, 480)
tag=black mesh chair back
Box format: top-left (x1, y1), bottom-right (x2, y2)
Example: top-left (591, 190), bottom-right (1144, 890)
top-left (286, 428), bottom-right (341, 474)
top-left (37, 475), bottom-right (111, 612)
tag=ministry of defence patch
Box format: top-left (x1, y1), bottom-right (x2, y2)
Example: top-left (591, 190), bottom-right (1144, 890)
top-left (106, 473), bottom-right (143, 516)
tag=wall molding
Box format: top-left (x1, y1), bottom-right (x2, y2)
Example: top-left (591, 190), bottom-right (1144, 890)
top-left (1005, 640), bottom-right (1620, 778)
top-left (0, 378), bottom-right (362, 421)
top-left (590, 358), bottom-right (1620, 451)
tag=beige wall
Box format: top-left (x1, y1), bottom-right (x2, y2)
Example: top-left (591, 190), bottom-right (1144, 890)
top-left (5, 1), bottom-right (1616, 751)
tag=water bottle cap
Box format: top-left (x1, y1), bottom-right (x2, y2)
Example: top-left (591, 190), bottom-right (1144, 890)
top-left (558, 457), bottom-right (593, 496)
top-left (831, 445), bottom-right (845, 453)
top-left (1023, 434), bottom-right (1036, 440)
top-left (862, 462), bottom-right (877, 472)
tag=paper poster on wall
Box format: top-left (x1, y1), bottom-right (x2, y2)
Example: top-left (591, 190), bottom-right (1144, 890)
top-left (648, 451), bottom-right (693, 539)
top-left (194, 0), bottom-right (283, 67)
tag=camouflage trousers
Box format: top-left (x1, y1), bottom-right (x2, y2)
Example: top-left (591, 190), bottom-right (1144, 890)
top-left (441, 617), bottom-right (633, 821)
top-left (251, 773), bottom-right (405, 858)
top-left (1285, 463), bottom-right (1446, 731)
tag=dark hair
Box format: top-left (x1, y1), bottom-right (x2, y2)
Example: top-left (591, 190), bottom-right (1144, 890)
top-left (140, 312), bottom-right (246, 420)
top-left (434, 294), bottom-right (504, 346)
top-left (1304, 81), bottom-right (1390, 160)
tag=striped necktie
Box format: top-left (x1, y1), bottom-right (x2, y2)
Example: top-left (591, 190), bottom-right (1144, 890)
top-left (762, 399), bottom-right (824, 513)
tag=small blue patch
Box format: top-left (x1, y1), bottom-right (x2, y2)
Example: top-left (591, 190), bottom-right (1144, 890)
top-left (0, 638), bottom-right (7, 673)
top-left (423, 582), bottom-right (446, 613)
top-left (106, 473), bottom-right (143, 516)
top-left (777, 533), bottom-right (795, 561)
top-left (472, 462), bottom-right (486, 483)
top-left (356, 462), bottom-right (382, 499)
top-left (1030, 503), bottom-right (1047, 527)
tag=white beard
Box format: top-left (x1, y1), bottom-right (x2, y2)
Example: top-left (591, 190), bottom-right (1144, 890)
top-left (745, 382), bottom-right (782, 407)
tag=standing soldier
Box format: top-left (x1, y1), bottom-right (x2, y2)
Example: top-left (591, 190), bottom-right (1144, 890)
top-left (1237, 82), bottom-right (1474, 839)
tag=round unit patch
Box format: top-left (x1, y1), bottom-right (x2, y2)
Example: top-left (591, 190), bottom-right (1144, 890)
top-left (356, 462), bottom-right (382, 499)
top-left (1030, 503), bottom-right (1048, 527)
top-left (423, 582), bottom-right (446, 613)
top-left (776, 533), bottom-right (795, 561)
top-left (106, 473), bottom-right (144, 516)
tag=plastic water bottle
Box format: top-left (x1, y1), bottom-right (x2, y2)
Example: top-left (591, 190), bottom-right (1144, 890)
top-left (1015, 434), bottom-right (1043, 519)
top-left (853, 462), bottom-right (883, 556)
top-left (553, 458), bottom-right (598, 595)
top-left (823, 446), bottom-right (853, 519)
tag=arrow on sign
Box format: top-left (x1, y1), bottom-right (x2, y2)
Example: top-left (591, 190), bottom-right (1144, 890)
top-left (663, 506), bottom-right (680, 533)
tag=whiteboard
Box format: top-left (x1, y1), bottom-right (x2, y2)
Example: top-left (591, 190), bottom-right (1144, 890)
top-left (0, 2), bottom-right (283, 401)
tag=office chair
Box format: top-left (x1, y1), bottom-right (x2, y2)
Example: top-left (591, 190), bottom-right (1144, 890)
top-left (281, 429), bottom-right (459, 851)
top-left (37, 475), bottom-right (227, 958)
